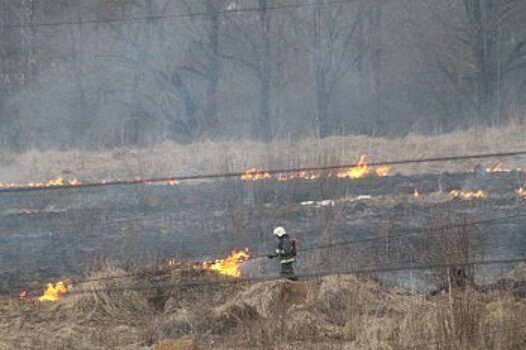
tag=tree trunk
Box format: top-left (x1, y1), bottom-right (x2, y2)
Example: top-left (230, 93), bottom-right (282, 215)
top-left (205, 0), bottom-right (219, 136)
top-left (316, 67), bottom-right (330, 138)
top-left (255, 0), bottom-right (272, 142)
top-left (70, 4), bottom-right (89, 147)
top-left (464, 0), bottom-right (499, 123)
top-left (314, 1), bottom-right (331, 138)
top-left (368, 0), bottom-right (383, 135)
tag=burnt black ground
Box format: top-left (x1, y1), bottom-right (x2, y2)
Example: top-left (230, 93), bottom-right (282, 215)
top-left (0, 170), bottom-right (524, 293)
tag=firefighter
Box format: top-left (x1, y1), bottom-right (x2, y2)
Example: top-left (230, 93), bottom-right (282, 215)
top-left (267, 226), bottom-right (297, 280)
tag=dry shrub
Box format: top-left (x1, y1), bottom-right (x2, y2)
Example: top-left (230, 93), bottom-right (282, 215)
top-left (193, 274), bottom-right (526, 349)
top-left (151, 308), bottom-right (193, 341)
top-left (283, 305), bottom-right (343, 341)
top-left (0, 267), bottom-right (157, 349)
top-left (210, 280), bottom-right (305, 325)
top-left (2, 267), bottom-right (526, 349)
top-left (312, 275), bottom-right (383, 326)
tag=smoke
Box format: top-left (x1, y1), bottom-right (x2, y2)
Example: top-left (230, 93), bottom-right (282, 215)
top-left (1, 0), bottom-right (525, 152)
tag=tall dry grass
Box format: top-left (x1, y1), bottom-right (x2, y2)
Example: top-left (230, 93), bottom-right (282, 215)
top-left (0, 123), bottom-right (524, 184)
top-left (1, 266), bottom-right (525, 349)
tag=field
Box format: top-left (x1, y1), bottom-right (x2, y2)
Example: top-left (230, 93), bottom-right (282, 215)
top-left (0, 125), bottom-right (525, 349)
top-left (0, 123), bottom-right (525, 183)
top-left (1, 265), bottom-right (526, 349)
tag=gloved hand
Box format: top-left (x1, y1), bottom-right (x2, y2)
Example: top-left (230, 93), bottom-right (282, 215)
top-left (267, 254), bottom-right (275, 259)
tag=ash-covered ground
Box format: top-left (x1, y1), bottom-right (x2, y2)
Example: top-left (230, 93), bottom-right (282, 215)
top-left (0, 169), bottom-right (525, 293)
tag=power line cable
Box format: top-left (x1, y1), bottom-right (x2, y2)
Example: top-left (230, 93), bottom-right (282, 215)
top-left (3, 211), bottom-right (523, 294)
top-left (0, 0), bottom-right (353, 30)
top-left (60, 212), bottom-right (524, 286)
top-left (0, 150), bottom-right (525, 194)
top-left (36, 212), bottom-right (522, 287)
top-left (58, 256), bottom-right (526, 296)
top-left (247, 213), bottom-right (526, 259)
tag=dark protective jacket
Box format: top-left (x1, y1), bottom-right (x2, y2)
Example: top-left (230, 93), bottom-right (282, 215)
top-left (274, 234), bottom-right (296, 264)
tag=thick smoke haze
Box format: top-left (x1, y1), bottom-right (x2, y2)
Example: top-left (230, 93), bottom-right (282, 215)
top-left (1, 0), bottom-right (525, 151)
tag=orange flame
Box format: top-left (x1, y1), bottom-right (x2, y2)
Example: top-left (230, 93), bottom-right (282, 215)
top-left (37, 281), bottom-right (67, 302)
top-left (277, 171), bottom-right (321, 181)
top-left (167, 258), bottom-right (180, 267)
top-left (485, 163), bottom-right (511, 173)
top-left (68, 178), bottom-right (81, 186)
top-left (516, 188), bottom-right (526, 197)
top-left (202, 249), bottom-right (250, 277)
top-left (241, 168), bottom-right (272, 181)
top-left (375, 166), bottom-right (391, 177)
top-left (238, 155), bottom-right (393, 182)
top-left (413, 188), bottom-right (419, 198)
top-left (337, 155), bottom-right (370, 179)
top-left (0, 176), bottom-right (82, 189)
top-left (165, 179), bottom-right (180, 186)
top-left (450, 189), bottom-right (487, 200)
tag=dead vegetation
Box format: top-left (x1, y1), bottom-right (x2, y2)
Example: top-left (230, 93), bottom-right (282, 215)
top-left (1, 266), bottom-right (525, 349)
top-left (0, 123), bottom-right (525, 183)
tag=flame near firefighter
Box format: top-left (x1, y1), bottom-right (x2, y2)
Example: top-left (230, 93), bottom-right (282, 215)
top-left (450, 189), bottom-right (487, 200)
top-left (413, 188), bottom-right (419, 198)
top-left (202, 249), bottom-right (250, 277)
top-left (38, 281), bottom-right (68, 302)
top-left (18, 281), bottom-right (69, 303)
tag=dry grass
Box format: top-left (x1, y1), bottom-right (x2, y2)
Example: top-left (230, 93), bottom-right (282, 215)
top-left (0, 123), bottom-right (524, 183)
top-left (1, 267), bottom-right (525, 349)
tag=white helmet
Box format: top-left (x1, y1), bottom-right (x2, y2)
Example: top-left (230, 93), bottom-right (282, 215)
top-left (273, 226), bottom-right (286, 237)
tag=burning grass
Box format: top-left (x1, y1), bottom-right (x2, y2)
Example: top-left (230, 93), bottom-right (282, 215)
top-left (450, 189), bottom-right (488, 200)
top-left (201, 249), bottom-right (250, 277)
top-left (0, 123), bottom-right (524, 185)
top-left (1, 266), bottom-right (525, 349)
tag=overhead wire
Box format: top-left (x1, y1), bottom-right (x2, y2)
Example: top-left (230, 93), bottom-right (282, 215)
top-left (0, 0), bottom-right (354, 30)
top-left (247, 212), bottom-right (526, 259)
top-left (9, 211), bottom-right (519, 288)
top-left (59, 256), bottom-right (526, 296)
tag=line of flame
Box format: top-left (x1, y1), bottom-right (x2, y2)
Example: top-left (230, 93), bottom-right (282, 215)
top-left (201, 249), bottom-right (250, 278)
top-left (0, 176), bottom-right (82, 189)
top-left (242, 155), bottom-right (391, 182)
top-left (450, 189), bottom-right (487, 200)
top-left (485, 163), bottom-right (512, 173)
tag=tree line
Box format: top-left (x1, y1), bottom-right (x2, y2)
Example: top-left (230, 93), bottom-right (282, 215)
top-left (0, 0), bottom-right (525, 151)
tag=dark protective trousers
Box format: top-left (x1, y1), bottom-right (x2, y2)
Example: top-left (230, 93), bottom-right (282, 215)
top-left (280, 262), bottom-right (297, 280)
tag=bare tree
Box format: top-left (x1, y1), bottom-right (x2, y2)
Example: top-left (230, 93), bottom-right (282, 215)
top-left (462, 0), bottom-right (526, 124)
top-left (357, 0), bottom-right (383, 134)
top-left (427, 0), bottom-right (526, 124)
top-left (221, 0), bottom-right (275, 142)
top-left (293, 0), bottom-right (362, 138)
top-left (101, 0), bottom-right (226, 143)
